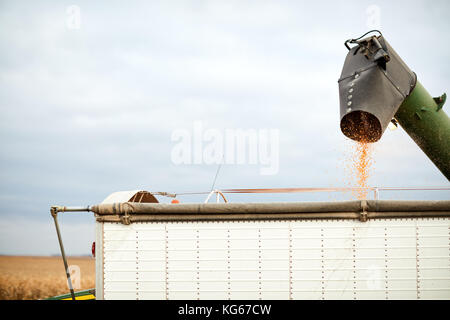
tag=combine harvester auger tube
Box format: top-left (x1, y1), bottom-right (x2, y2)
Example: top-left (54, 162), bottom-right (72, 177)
top-left (339, 30), bottom-right (450, 180)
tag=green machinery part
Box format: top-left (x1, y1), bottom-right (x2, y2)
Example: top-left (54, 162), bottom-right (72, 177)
top-left (394, 81), bottom-right (450, 180)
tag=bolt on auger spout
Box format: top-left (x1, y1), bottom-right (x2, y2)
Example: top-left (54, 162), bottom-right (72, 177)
top-left (338, 30), bottom-right (450, 180)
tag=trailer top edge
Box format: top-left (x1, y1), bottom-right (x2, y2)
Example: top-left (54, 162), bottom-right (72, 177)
top-left (81, 200), bottom-right (450, 224)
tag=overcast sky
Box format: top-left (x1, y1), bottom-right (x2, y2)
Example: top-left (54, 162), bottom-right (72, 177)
top-left (0, 0), bottom-right (449, 255)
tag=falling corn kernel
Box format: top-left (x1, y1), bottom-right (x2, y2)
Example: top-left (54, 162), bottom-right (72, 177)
top-left (341, 118), bottom-right (376, 200)
top-left (352, 140), bottom-right (374, 199)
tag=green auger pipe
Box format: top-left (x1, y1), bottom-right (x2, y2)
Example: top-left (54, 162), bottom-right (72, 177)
top-left (394, 81), bottom-right (450, 180)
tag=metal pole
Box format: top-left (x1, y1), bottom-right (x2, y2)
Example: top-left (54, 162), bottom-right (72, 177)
top-left (374, 188), bottom-right (379, 200)
top-left (51, 207), bottom-right (76, 300)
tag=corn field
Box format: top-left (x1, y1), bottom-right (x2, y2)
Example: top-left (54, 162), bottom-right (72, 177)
top-left (0, 256), bottom-right (95, 300)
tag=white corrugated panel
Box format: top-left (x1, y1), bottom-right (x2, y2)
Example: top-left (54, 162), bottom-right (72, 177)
top-left (99, 218), bottom-right (450, 300)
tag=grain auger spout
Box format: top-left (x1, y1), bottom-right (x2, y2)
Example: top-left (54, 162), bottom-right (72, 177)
top-left (338, 30), bottom-right (450, 180)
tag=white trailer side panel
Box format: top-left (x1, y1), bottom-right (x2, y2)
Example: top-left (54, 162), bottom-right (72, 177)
top-left (98, 218), bottom-right (450, 300)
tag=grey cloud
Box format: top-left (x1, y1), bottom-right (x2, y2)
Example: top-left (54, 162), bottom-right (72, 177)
top-left (0, 0), bottom-right (449, 255)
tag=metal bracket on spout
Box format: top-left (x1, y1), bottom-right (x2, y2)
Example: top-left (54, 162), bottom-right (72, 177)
top-left (344, 30), bottom-right (383, 50)
top-left (433, 93), bottom-right (446, 112)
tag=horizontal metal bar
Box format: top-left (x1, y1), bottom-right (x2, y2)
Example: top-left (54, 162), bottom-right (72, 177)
top-left (103, 277), bottom-right (450, 283)
top-left (106, 245), bottom-right (450, 251)
top-left (103, 222), bottom-right (450, 231)
top-left (104, 266), bottom-right (450, 272)
top-left (93, 201), bottom-right (450, 222)
top-left (291, 288), bottom-right (450, 292)
top-left (288, 267), bottom-right (450, 271)
top-left (221, 187), bottom-right (450, 194)
top-left (183, 245), bottom-right (448, 249)
top-left (104, 255), bottom-right (450, 263)
top-left (104, 288), bottom-right (450, 293)
top-left (52, 206), bottom-right (91, 213)
top-left (104, 234), bottom-right (450, 241)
